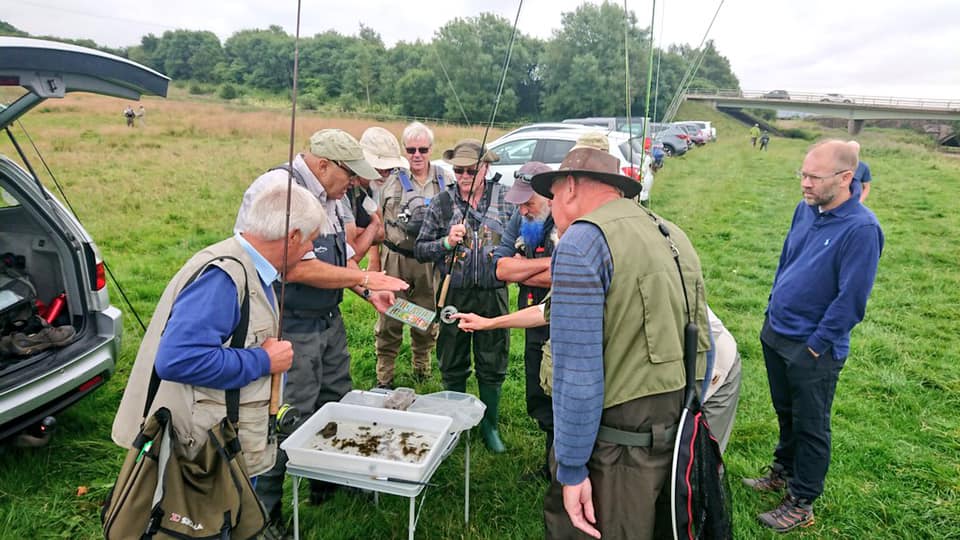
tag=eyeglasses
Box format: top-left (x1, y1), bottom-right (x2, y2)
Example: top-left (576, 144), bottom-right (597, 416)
top-left (334, 161), bottom-right (358, 179)
top-left (405, 146), bottom-right (430, 155)
top-left (797, 169), bottom-right (849, 182)
top-left (453, 167), bottom-right (479, 176)
top-left (514, 171), bottom-right (534, 184)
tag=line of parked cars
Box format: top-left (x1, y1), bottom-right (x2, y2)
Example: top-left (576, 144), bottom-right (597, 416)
top-left (445, 117), bottom-right (717, 186)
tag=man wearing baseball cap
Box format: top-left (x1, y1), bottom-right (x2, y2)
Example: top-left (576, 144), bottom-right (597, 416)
top-left (533, 146), bottom-right (710, 539)
top-left (490, 160), bottom-right (557, 477)
top-left (414, 138), bottom-right (514, 453)
top-left (235, 128), bottom-right (408, 532)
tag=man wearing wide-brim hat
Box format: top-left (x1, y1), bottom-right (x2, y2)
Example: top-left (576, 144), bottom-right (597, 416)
top-left (534, 146), bottom-right (710, 539)
top-left (414, 138), bottom-right (515, 453)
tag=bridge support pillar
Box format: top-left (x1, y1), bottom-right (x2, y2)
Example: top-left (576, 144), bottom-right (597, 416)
top-left (848, 119), bottom-right (865, 135)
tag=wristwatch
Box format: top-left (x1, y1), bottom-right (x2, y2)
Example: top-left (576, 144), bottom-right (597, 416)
top-left (361, 288), bottom-right (372, 300)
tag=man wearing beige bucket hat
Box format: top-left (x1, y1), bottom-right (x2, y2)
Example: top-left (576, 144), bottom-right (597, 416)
top-left (532, 145), bottom-right (710, 539)
top-left (366, 123), bottom-right (447, 388)
top-left (414, 138), bottom-right (514, 453)
top-left (235, 128), bottom-right (407, 530)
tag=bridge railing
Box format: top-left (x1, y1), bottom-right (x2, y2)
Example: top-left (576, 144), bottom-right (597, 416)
top-left (687, 88), bottom-right (960, 111)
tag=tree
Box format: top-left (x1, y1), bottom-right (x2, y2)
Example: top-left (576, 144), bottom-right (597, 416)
top-left (541, 2), bottom-right (651, 119)
top-left (153, 30), bottom-right (224, 83)
top-left (221, 26), bottom-right (293, 91)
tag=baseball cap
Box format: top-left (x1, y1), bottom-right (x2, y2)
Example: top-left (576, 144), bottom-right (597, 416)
top-left (309, 129), bottom-right (379, 180)
top-left (505, 161), bottom-right (552, 204)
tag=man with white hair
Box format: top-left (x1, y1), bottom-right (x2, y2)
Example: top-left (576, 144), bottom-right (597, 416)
top-left (112, 183), bottom-right (324, 483)
top-left (372, 122), bottom-right (448, 388)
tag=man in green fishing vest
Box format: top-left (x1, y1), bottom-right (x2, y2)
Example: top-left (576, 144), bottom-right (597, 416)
top-left (530, 146), bottom-right (710, 539)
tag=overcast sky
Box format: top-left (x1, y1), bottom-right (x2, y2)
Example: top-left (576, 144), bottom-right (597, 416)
top-left (7, 0), bottom-right (960, 100)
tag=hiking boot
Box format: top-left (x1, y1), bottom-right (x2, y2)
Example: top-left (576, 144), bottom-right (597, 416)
top-left (743, 464), bottom-right (788, 493)
top-left (4, 325), bottom-right (76, 356)
top-left (758, 493), bottom-right (815, 532)
top-left (374, 380), bottom-right (394, 391)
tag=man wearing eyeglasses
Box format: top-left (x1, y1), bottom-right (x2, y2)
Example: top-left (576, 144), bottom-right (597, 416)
top-left (372, 122), bottom-right (448, 388)
top-left (235, 129), bottom-right (406, 530)
top-left (745, 139), bottom-right (883, 533)
top-left (414, 138), bottom-right (514, 453)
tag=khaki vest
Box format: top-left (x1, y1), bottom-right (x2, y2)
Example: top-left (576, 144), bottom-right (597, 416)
top-left (111, 237), bottom-right (279, 476)
top-left (577, 199), bottom-right (710, 408)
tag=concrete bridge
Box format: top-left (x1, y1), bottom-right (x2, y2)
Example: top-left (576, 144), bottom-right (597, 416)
top-left (687, 90), bottom-right (960, 134)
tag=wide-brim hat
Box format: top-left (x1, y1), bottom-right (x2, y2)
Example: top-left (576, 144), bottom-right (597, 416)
top-left (442, 138), bottom-right (499, 167)
top-left (360, 126), bottom-right (410, 170)
top-left (531, 147), bottom-right (641, 199)
top-left (309, 129), bottom-right (380, 180)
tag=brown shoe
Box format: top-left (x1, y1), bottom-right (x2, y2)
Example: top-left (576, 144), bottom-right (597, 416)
top-left (758, 493), bottom-right (815, 532)
top-left (743, 464), bottom-right (788, 493)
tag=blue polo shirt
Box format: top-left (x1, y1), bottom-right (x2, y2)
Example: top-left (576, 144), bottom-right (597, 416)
top-left (766, 196), bottom-right (883, 359)
top-left (851, 161), bottom-right (872, 195)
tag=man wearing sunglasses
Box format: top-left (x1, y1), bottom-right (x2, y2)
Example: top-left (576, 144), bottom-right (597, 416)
top-left (414, 138), bottom-right (514, 453)
top-left (235, 129), bottom-right (406, 530)
top-left (746, 139), bottom-right (883, 532)
top-left (371, 122), bottom-right (448, 388)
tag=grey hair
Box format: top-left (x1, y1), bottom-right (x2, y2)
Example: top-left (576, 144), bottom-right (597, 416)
top-left (402, 121), bottom-right (434, 146)
top-left (244, 181), bottom-right (328, 241)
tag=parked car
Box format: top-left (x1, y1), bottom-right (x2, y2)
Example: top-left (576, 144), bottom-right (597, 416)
top-left (648, 124), bottom-right (690, 157)
top-left (562, 117), bottom-right (651, 132)
top-left (763, 89), bottom-right (791, 100)
top-left (0, 37), bottom-right (168, 444)
top-left (820, 93), bottom-right (853, 103)
top-left (448, 127), bottom-right (648, 187)
top-left (685, 120), bottom-right (717, 141)
top-left (672, 122), bottom-right (709, 146)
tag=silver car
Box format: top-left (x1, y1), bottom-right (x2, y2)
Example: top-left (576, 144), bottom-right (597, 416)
top-left (0, 37), bottom-right (168, 443)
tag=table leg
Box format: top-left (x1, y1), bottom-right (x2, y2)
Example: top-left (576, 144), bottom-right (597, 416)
top-left (409, 496), bottom-right (416, 540)
top-left (465, 430), bottom-right (470, 524)
top-left (293, 476), bottom-right (300, 540)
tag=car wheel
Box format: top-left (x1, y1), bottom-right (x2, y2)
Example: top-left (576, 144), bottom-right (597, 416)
top-left (843, 99), bottom-right (852, 103)
top-left (663, 144), bottom-right (675, 156)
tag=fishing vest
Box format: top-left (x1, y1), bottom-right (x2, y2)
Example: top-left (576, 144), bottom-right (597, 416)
top-left (440, 178), bottom-right (507, 289)
top-left (382, 166), bottom-right (446, 255)
top-left (577, 198), bottom-right (710, 408)
top-left (517, 215), bottom-right (558, 308)
top-left (269, 164), bottom-right (347, 312)
top-left (111, 237), bottom-right (279, 476)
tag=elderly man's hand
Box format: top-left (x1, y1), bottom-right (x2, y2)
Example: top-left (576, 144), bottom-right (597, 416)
top-left (262, 337), bottom-right (293, 374)
top-left (451, 312), bottom-right (491, 332)
top-left (447, 223), bottom-right (466, 247)
top-left (365, 271), bottom-right (409, 292)
top-left (368, 290), bottom-right (395, 314)
top-left (563, 479), bottom-right (601, 539)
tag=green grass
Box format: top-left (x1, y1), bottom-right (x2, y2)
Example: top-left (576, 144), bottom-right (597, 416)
top-left (1, 96), bottom-right (959, 539)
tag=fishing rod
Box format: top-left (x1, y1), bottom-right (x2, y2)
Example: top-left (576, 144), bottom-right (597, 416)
top-left (437, 0), bottom-right (524, 324)
top-left (271, 0), bottom-right (304, 441)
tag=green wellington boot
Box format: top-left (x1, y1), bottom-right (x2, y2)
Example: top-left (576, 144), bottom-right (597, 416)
top-left (444, 380), bottom-right (467, 393)
top-left (477, 383), bottom-right (506, 453)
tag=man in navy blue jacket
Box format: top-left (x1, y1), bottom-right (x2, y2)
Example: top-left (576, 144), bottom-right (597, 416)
top-left (745, 139), bottom-right (884, 533)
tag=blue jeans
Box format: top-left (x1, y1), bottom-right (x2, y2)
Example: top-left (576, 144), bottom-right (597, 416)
top-left (761, 320), bottom-right (846, 502)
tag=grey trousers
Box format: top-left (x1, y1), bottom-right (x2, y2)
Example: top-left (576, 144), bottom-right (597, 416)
top-left (702, 356), bottom-right (742, 454)
top-left (254, 310), bottom-right (352, 518)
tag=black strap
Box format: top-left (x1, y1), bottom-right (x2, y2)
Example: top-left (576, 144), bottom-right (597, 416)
top-left (382, 239), bottom-right (416, 258)
top-left (142, 256), bottom-right (250, 425)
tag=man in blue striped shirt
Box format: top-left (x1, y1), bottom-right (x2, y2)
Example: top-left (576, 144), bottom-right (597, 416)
top-left (531, 146), bottom-right (709, 539)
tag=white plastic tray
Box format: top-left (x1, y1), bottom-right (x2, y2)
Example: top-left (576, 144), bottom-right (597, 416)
top-left (281, 402), bottom-right (453, 482)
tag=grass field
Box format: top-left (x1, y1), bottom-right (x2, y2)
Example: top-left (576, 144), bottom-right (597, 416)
top-left (1, 93), bottom-right (958, 539)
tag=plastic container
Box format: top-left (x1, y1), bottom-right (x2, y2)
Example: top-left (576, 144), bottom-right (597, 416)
top-left (383, 387), bottom-right (416, 410)
top-left (409, 391), bottom-right (485, 432)
top-left (281, 402), bottom-right (452, 481)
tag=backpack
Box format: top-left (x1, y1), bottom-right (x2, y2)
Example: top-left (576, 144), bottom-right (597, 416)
top-left (394, 168), bottom-right (445, 238)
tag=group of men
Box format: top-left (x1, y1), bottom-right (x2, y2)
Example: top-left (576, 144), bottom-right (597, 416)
top-left (109, 116), bottom-right (883, 539)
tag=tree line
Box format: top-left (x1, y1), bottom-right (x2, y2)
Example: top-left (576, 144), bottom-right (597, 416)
top-left (2, 2), bottom-right (740, 123)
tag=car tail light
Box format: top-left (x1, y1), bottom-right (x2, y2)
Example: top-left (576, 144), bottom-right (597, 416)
top-left (622, 166), bottom-right (640, 179)
top-left (78, 375), bottom-right (104, 393)
top-left (677, 134), bottom-right (689, 140)
top-left (95, 260), bottom-right (106, 291)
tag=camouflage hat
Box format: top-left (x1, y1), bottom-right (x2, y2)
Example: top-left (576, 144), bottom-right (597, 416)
top-left (309, 129), bottom-right (379, 180)
top-left (442, 138), bottom-right (499, 167)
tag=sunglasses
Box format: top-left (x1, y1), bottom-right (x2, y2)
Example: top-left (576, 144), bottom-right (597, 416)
top-left (405, 146), bottom-right (430, 155)
top-left (453, 167), bottom-right (479, 176)
top-left (334, 161), bottom-right (358, 179)
top-left (514, 171), bottom-right (534, 183)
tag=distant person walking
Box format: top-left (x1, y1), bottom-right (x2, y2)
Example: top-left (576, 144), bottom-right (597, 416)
top-left (750, 123), bottom-right (761, 147)
top-left (136, 105), bottom-right (146, 126)
top-left (744, 139), bottom-right (883, 533)
top-left (122, 105), bottom-right (135, 128)
top-left (759, 131), bottom-right (771, 151)
top-left (848, 141), bottom-right (872, 202)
